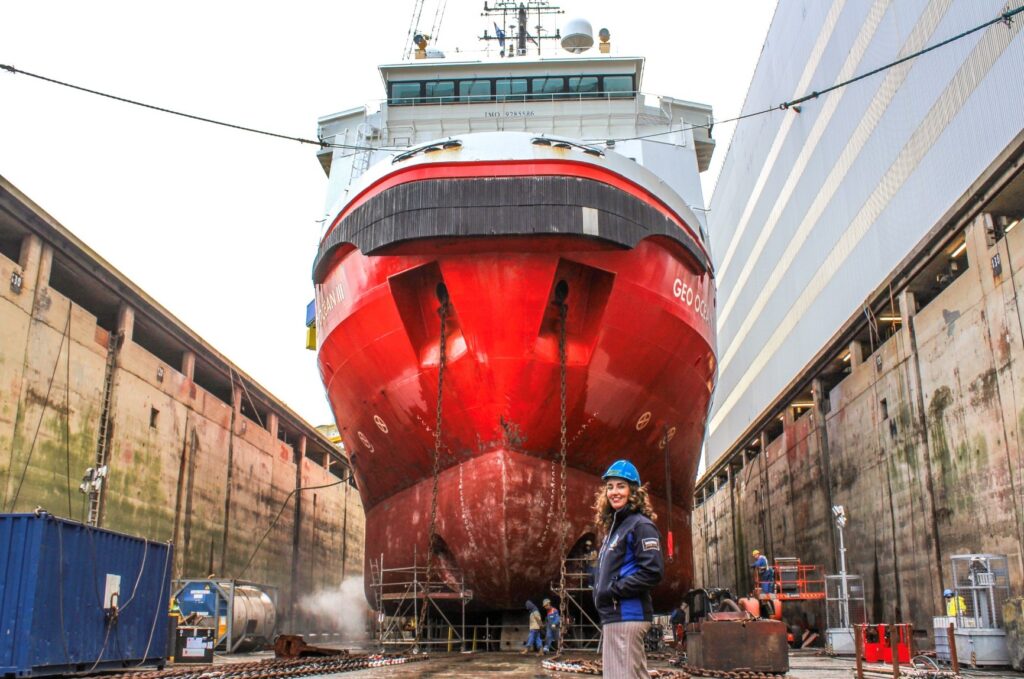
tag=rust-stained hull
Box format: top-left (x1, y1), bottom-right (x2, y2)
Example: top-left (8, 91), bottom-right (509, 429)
top-left (314, 145), bottom-right (717, 610)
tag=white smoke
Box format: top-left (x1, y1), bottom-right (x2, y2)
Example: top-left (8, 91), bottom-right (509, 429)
top-left (297, 577), bottom-right (369, 640)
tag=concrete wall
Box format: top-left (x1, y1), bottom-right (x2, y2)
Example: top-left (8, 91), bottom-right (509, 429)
top-left (694, 212), bottom-right (1024, 641)
top-left (0, 234), bottom-right (365, 628)
top-left (708, 1), bottom-right (1024, 464)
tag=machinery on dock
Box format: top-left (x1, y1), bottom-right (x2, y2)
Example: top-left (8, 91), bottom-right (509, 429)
top-left (172, 579), bottom-right (277, 653)
top-left (946, 554), bottom-right (1011, 666)
top-left (0, 513), bottom-right (173, 676)
top-left (309, 1), bottom-right (718, 617)
top-left (680, 588), bottom-right (789, 674)
top-left (825, 505), bottom-right (866, 655)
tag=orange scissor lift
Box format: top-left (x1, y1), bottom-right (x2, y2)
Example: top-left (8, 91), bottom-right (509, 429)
top-left (762, 557), bottom-right (826, 601)
top-left (756, 558), bottom-right (826, 647)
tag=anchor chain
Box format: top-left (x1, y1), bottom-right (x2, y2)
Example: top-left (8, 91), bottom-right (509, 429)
top-left (556, 295), bottom-right (569, 654)
top-left (541, 657), bottom-right (790, 679)
top-left (126, 652), bottom-right (428, 679)
top-left (663, 425), bottom-right (674, 563)
top-left (420, 291), bottom-right (449, 647)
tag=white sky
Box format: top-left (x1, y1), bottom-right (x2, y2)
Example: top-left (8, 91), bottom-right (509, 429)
top-left (0, 1), bottom-right (776, 427)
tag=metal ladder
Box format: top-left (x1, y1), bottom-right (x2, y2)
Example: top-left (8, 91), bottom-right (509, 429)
top-left (348, 123), bottom-right (377, 185)
top-left (85, 331), bottom-right (122, 526)
top-left (369, 556), bottom-right (386, 644)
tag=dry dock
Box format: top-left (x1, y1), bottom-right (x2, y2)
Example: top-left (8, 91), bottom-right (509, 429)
top-left (0, 175), bottom-right (364, 630)
top-left (163, 649), bottom-right (1020, 678)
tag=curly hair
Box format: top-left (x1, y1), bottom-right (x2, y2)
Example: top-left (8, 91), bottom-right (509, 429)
top-left (593, 481), bottom-right (657, 535)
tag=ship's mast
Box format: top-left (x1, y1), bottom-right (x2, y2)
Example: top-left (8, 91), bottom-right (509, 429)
top-left (480, 1), bottom-right (564, 57)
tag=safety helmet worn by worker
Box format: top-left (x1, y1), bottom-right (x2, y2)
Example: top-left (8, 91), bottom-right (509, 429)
top-left (602, 459), bottom-right (641, 484)
top-left (944, 589), bottom-right (954, 598)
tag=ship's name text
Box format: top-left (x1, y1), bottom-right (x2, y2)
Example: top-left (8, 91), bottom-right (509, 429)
top-left (672, 278), bottom-right (709, 322)
top-left (316, 281), bottom-right (346, 329)
top-left (484, 110), bottom-right (536, 118)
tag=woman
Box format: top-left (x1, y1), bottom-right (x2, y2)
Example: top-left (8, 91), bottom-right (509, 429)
top-left (593, 459), bottom-right (664, 678)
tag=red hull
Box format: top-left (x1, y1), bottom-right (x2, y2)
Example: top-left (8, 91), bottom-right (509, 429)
top-left (316, 232), bottom-right (716, 609)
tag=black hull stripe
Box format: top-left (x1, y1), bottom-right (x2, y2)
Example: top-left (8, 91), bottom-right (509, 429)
top-left (312, 176), bottom-right (711, 282)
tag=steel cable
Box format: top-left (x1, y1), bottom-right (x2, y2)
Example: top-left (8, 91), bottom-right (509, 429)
top-left (0, 63), bottom-right (400, 151)
top-left (8, 305), bottom-right (72, 512)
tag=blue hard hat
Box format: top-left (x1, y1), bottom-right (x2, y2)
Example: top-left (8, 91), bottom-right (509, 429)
top-left (944, 589), bottom-right (954, 598)
top-left (602, 459), bottom-right (641, 485)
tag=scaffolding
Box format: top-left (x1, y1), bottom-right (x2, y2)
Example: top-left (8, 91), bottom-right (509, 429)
top-left (369, 550), bottom-right (472, 652)
top-left (551, 554), bottom-right (602, 651)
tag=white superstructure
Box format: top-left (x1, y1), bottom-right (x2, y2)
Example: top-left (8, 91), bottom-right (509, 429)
top-left (706, 0), bottom-right (1024, 465)
top-left (315, 55), bottom-right (716, 235)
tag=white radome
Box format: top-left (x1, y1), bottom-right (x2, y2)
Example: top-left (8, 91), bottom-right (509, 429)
top-left (561, 17), bottom-right (594, 53)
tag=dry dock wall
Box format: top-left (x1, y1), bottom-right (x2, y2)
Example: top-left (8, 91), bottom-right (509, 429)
top-left (694, 212), bottom-right (1024, 640)
top-left (0, 178), bottom-right (364, 628)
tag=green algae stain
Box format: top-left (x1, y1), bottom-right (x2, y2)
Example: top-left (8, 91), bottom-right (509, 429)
top-left (925, 387), bottom-right (954, 493)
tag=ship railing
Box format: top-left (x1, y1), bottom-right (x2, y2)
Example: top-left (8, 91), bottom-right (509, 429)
top-left (381, 91), bottom-right (677, 125)
top-left (386, 90), bottom-right (640, 106)
top-left (376, 90), bottom-right (696, 132)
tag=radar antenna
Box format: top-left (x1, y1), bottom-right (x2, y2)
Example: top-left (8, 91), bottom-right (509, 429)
top-left (479, 1), bottom-right (564, 57)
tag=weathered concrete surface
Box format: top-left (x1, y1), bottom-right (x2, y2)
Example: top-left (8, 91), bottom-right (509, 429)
top-left (0, 190), bottom-right (365, 629)
top-left (206, 649), bottom-right (1022, 678)
top-left (694, 213), bottom-right (1024, 642)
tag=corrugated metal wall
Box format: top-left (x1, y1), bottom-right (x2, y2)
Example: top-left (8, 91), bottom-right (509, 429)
top-left (708, 0), bottom-right (1024, 463)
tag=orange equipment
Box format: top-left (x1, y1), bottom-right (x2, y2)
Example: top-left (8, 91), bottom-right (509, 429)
top-left (761, 558), bottom-right (826, 601)
top-left (738, 597), bottom-right (760, 618)
top-left (860, 624), bottom-right (910, 664)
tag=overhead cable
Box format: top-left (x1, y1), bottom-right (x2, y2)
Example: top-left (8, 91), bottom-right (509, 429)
top-left (597, 4), bottom-right (1024, 144)
top-left (0, 63), bottom-right (396, 152)
top-left (4, 5), bottom-right (1022, 152)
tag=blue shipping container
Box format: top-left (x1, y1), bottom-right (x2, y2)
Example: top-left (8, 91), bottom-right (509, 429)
top-left (0, 513), bottom-right (172, 677)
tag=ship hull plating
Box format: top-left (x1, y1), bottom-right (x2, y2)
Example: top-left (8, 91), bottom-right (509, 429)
top-left (316, 223), bottom-right (716, 609)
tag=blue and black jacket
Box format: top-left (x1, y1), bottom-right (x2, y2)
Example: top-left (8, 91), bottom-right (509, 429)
top-left (593, 507), bottom-right (664, 624)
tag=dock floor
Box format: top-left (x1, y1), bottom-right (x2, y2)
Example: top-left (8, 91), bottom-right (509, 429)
top-left (295, 649), bottom-right (1021, 678)
top-left (163, 647), bottom-right (1024, 678)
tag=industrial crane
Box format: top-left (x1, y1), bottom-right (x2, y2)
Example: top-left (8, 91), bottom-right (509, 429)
top-left (402, 0), bottom-right (449, 59)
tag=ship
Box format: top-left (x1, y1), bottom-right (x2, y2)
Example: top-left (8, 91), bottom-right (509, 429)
top-left (311, 3), bottom-right (717, 612)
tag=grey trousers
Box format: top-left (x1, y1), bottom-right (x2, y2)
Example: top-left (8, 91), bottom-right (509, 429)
top-left (601, 621), bottom-right (651, 679)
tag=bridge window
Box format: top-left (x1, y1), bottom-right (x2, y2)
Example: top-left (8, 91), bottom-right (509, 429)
top-left (603, 75), bottom-right (634, 98)
top-left (390, 81), bottom-right (421, 104)
top-left (495, 77), bottom-right (529, 102)
top-left (459, 79), bottom-right (492, 102)
top-left (568, 76), bottom-right (599, 96)
top-left (387, 74), bottom-right (637, 105)
top-left (531, 77), bottom-right (566, 98)
top-left (424, 80), bottom-right (456, 103)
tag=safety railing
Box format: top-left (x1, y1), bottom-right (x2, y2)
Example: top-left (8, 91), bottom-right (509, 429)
top-left (772, 558), bottom-right (826, 600)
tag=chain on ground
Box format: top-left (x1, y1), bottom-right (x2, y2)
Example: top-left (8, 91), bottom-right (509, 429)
top-left (125, 652), bottom-right (428, 679)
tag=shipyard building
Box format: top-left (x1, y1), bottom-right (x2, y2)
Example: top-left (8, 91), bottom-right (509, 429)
top-left (0, 176), bottom-right (364, 630)
top-left (698, 0), bottom-right (1024, 638)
